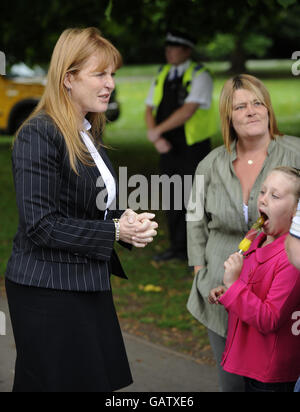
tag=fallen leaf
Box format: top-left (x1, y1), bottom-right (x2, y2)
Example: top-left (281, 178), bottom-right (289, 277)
top-left (139, 284), bottom-right (163, 293)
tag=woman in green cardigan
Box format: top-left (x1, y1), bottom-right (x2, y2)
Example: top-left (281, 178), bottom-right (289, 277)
top-left (187, 74), bottom-right (300, 392)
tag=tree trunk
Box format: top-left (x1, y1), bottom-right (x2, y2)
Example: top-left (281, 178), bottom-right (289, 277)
top-left (230, 36), bottom-right (247, 74)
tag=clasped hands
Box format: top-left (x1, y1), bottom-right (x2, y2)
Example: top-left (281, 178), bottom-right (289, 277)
top-left (147, 128), bottom-right (172, 154)
top-left (119, 209), bottom-right (158, 248)
top-left (208, 252), bottom-right (244, 305)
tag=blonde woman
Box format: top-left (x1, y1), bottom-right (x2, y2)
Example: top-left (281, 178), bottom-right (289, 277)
top-left (187, 74), bottom-right (300, 392)
top-left (5, 27), bottom-right (158, 392)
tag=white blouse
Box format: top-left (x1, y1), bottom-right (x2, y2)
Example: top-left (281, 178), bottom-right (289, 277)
top-left (80, 119), bottom-right (116, 219)
top-left (243, 203), bottom-right (249, 225)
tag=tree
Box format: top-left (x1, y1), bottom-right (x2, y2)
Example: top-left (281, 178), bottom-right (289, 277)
top-left (0, 0), bottom-right (298, 71)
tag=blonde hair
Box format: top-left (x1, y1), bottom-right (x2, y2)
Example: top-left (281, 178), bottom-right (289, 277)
top-left (272, 166), bottom-right (300, 201)
top-left (16, 27), bottom-right (122, 174)
top-left (219, 74), bottom-right (282, 152)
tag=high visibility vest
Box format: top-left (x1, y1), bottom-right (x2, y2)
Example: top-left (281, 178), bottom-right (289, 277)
top-left (153, 62), bottom-right (217, 146)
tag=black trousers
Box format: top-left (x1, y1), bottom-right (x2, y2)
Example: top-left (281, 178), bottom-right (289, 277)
top-left (244, 377), bottom-right (296, 393)
top-left (159, 138), bottom-right (211, 254)
top-left (5, 278), bottom-right (133, 392)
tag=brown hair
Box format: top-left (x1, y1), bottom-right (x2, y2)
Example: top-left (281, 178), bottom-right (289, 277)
top-left (219, 74), bottom-right (282, 152)
top-left (16, 27), bottom-right (122, 174)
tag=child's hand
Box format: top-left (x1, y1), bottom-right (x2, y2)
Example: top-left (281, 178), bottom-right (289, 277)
top-left (223, 252), bottom-right (244, 289)
top-left (208, 286), bottom-right (227, 305)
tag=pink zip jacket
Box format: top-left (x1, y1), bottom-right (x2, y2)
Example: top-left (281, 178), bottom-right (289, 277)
top-left (219, 233), bottom-right (300, 383)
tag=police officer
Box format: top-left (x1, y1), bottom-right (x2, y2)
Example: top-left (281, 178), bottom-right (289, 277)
top-left (145, 30), bottom-right (216, 262)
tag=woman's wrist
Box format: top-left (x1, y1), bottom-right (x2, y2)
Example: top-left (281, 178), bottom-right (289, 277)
top-left (223, 279), bottom-right (235, 289)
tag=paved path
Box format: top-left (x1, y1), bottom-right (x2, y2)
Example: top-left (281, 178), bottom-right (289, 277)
top-left (0, 295), bottom-right (218, 392)
top-left (0, 296), bottom-right (15, 392)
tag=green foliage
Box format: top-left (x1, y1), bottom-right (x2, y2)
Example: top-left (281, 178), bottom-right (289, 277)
top-left (277, 0), bottom-right (297, 8)
top-left (201, 34), bottom-right (235, 60)
top-left (104, 0), bottom-right (113, 21)
top-left (244, 34), bottom-right (273, 58)
top-left (201, 32), bottom-right (273, 62)
top-left (248, 0), bottom-right (297, 7)
top-left (0, 0), bottom-right (299, 67)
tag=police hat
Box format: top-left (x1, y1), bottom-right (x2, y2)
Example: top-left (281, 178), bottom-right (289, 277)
top-left (165, 30), bottom-right (196, 49)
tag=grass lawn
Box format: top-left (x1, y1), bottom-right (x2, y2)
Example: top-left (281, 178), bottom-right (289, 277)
top-left (0, 139), bottom-right (15, 279)
top-left (1, 61), bottom-right (300, 358)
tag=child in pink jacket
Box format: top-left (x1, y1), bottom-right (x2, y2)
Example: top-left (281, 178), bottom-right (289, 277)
top-left (209, 167), bottom-right (300, 392)
top-left (286, 194), bottom-right (300, 392)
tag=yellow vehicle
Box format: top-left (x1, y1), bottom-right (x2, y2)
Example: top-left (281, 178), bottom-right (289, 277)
top-left (0, 74), bottom-right (45, 135)
top-left (0, 72), bottom-right (120, 135)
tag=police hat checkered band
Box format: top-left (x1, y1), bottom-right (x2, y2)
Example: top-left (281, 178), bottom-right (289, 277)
top-left (166, 33), bottom-right (195, 48)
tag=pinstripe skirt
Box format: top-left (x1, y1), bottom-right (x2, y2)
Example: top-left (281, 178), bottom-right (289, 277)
top-left (5, 278), bottom-right (133, 392)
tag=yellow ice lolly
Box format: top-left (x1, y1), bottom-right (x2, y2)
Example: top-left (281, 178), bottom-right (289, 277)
top-left (238, 216), bottom-right (265, 254)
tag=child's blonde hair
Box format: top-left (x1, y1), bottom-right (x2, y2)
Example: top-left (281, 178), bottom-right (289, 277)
top-left (272, 166), bottom-right (300, 201)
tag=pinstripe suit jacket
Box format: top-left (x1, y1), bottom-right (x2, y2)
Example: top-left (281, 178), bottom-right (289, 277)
top-left (5, 112), bottom-right (129, 292)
